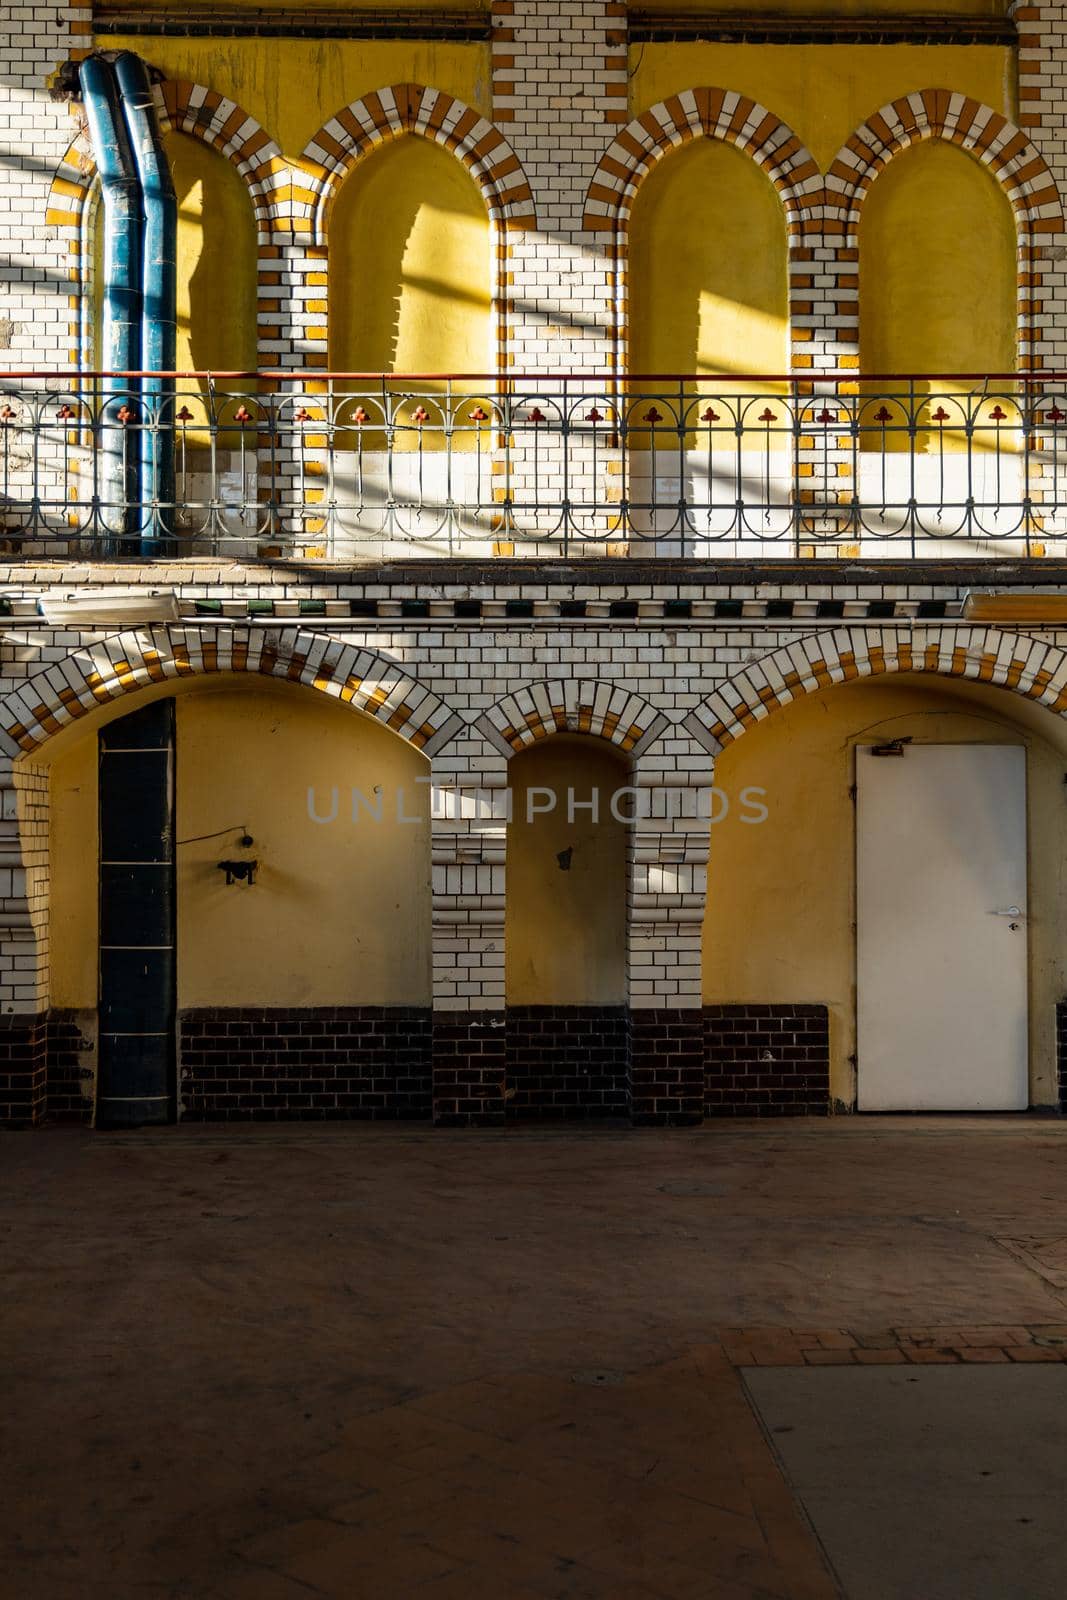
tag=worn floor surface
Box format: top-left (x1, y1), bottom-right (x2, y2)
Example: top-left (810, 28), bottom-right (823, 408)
top-left (3, 1118), bottom-right (1067, 1599)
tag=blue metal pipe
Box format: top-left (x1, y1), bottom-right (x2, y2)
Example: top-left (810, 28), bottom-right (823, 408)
top-left (115, 51), bottom-right (177, 553)
top-left (79, 55), bottom-right (142, 548)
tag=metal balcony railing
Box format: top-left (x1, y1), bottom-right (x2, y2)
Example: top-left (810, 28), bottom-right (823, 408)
top-left (0, 371), bottom-right (1064, 560)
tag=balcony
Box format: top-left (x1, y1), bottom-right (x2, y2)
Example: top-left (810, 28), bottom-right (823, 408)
top-left (0, 372), bottom-right (1063, 562)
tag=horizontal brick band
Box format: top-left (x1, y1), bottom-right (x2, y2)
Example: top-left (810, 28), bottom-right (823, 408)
top-left (180, 1006), bottom-right (432, 1121)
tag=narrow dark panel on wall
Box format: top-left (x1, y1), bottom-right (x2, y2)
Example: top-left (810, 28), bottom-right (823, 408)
top-left (97, 700), bottom-right (176, 1127)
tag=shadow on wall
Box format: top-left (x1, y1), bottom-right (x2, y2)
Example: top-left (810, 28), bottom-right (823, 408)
top-left (329, 133), bottom-right (491, 425)
top-left (166, 131), bottom-right (258, 380)
top-left (628, 138), bottom-right (789, 381)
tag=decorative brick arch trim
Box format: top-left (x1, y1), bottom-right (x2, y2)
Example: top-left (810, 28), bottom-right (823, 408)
top-left (584, 89), bottom-right (820, 235)
top-left (685, 627), bottom-right (1067, 754)
top-left (826, 91), bottom-right (1065, 366)
top-left (157, 80), bottom-right (282, 240)
top-left (1, 628), bottom-right (462, 758)
top-left (581, 90), bottom-right (820, 370)
top-left (45, 127), bottom-right (96, 240)
top-left (476, 679), bottom-right (669, 757)
top-left (47, 84), bottom-right (280, 241)
top-left (301, 85), bottom-right (537, 243)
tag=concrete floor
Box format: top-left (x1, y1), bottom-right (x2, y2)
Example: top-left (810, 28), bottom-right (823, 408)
top-left (3, 1118), bottom-right (1067, 1598)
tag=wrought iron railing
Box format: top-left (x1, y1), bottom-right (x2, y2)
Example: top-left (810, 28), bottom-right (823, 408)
top-left (0, 371), bottom-right (1063, 559)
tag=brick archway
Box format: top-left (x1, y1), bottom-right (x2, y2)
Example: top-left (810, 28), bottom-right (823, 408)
top-left (476, 678), bottom-right (669, 756)
top-left (300, 84), bottom-right (536, 376)
top-left (685, 626), bottom-right (1067, 753)
top-left (302, 84), bottom-right (537, 242)
top-left (581, 88), bottom-right (821, 369)
top-left (1, 627), bottom-right (462, 757)
top-left (825, 90), bottom-right (1065, 366)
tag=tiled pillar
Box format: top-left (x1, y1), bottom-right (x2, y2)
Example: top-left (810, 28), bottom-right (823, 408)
top-left (626, 740), bottom-right (711, 1125)
top-left (0, 761), bottom-right (50, 1126)
top-left (430, 735), bottom-right (508, 1125)
top-left (491, 0), bottom-right (626, 554)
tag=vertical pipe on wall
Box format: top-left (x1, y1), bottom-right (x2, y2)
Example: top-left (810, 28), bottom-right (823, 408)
top-left (78, 56), bottom-right (142, 551)
top-left (115, 51), bottom-right (177, 555)
top-left (97, 699), bottom-right (177, 1128)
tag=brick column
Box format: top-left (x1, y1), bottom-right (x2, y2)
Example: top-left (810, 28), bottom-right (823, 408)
top-left (491, 0), bottom-right (627, 554)
top-left (0, 761), bottom-right (50, 1126)
top-left (430, 735), bottom-right (508, 1125)
top-left (1016, 2), bottom-right (1067, 372)
top-left (626, 739), bottom-right (711, 1125)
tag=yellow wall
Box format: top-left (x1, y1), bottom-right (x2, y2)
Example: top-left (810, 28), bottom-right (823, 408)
top-left (703, 676), bottom-right (1067, 1107)
top-left (167, 131), bottom-right (258, 378)
top-left (859, 141), bottom-right (1016, 459)
top-left (47, 680), bottom-right (432, 1010)
top-left (329, 134), bottom-right (491, 378)
top-left (629, 138), bottom-right (788, 382)
top-left (629, 45), bottom-right (1014, 171)
top-left (98, 38), bottom-right (490, 159)
top-left (506, 736), bottom-right (629, 1006)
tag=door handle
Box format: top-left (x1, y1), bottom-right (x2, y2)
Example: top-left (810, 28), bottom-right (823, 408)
top-left (990, 907), bottom-right (1023, 917)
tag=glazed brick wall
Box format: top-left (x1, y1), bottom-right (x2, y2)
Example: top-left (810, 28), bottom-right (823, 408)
top-left (179, 1007), bottom-right (432, 1121)
top-left (704, 1004), bottom-right (831, 1117)
top-left (505, 1005), bottom-right (630, 1119)
top-left (432, 1010), bottom-right (506, 1126)
top-left (630, 1008), bottom-right (704, 1126)
top-left (0, 1013), bottom-right (46, 1126)
top-left (46, 1010), bottom-right (93, 1123)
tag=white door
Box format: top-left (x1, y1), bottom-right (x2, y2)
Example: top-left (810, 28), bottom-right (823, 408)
top-left (856, 743), bottom-right (1028, 1110)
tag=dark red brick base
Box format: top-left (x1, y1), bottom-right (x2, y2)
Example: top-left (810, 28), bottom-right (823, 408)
top-left (630, 1009), bottom-right (705, 1126)
top-left (47, 1011), bottom-right (95, 1124)
top-left (179, 1007), bottom-right (432, 1121)
top-left (7, 1001), bottom-right (840, 1129)
top-left (704, 1004), bottom-right (830, 1116)
top-left (432, 1011), bottom-right (506, 1127)
top-left (1056, 1002), bottom-right (1067, 1112)
top-left (505, 1006), bottom-right (630, 1120)
top-left (0, 1014), bottom-right (46, 1127)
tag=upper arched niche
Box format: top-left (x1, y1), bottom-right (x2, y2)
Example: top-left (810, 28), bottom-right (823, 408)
top-left (328, 134), bottom-right (492, 379)
top-left (628, 137), bottom-right (789, 382)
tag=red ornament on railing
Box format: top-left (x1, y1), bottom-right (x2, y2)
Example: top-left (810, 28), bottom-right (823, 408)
top-left (351, 406), bottom-right (370, 425)
top-left (816, 408), bottom-right (836, 425)
top-left (758, 408), bottom-right (777, 424)
top-left (874, 406), bottom-right (893, 424)
top-left (701, 407), bottom-right (720, 424)
top-left (1046, 405), bottom-right (1065, 425)
top-left (176, 406), bottom-right (193, 423)
top-left (233, 405), bottom-right (253, 424)
top-left (643, 407), bottom-right (663, 425)
top-left (930, 406), bottom-right (950, 424)
top-left (116, 405), bottom-right (136, 425)
top-left (989, 405), bottom-right (1008, 422)
top-left (294, 407), bottom-right (310, 423)
top-left (586, 408), bottom-right (603, 424)
top-left (412, 406), bottom-right (430, 424)
top-left (56, 404), bottom-right (74, 421)
top-left (0, 405), bottom-right (15, 424)
top-left (528, 407), bottom-right (546, 424)
top-left (469, 406), bottom-right (489, 423)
